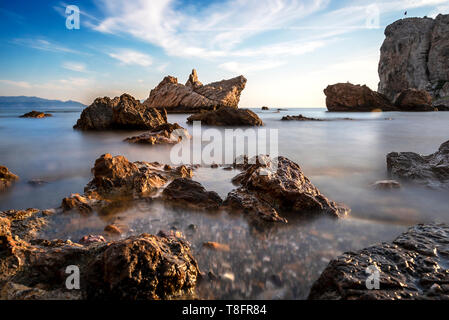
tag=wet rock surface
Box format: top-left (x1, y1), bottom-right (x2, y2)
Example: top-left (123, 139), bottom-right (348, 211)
top-left (387, 140), bottom-right (449, 188)
top-left (74, 93), bottom-right (167, 130)
top-left (19, 111), bottom-right (52, 118)
top-left (223, 156), bottom-right (349, 223)
top-left (308, 224), bottom-right (449, 300)
top-left (143, 69), bottom-right (247, 113)
top-left (187, 107), bottom-right (263, 126)
top-left (0, 165), bottom-right (18, 192)
top-left (124, 123), bottom-right (190, 145)
top-left (324, 83), bottom-right (395, 112)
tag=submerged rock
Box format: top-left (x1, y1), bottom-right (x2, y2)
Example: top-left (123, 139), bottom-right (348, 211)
top-left (143, 69), bottom-right (247, 113)
top-left (387, 140), bottom-right (449, 188)
top-left (0, 165), bottom-right (18, 192)
top-left (324, 83), bottom-right (395, 112)
top-left (223, 156), bottom-right (349, 223)
top-left (187, 107), bottom-right (263, 126)
top-left (74, 93), bottom-right (167, 130)
top-left (124, 123), bottom-right (190, 145)
top-left (371, 180), bottom-right (401, 190)
top-left (162, 178), bottom-right (222, 210)
top-left (393, 89), bottom-right (434, 111)
top-left (19, 111), bottom-right (52, 118)
top-left (281, 115), bottom-right (323, 121)
top-left (308, 224), bottom-right (449, 300)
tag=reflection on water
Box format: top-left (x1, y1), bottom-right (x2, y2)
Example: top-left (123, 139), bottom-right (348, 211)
top-left (1, 106), bottom-right (449, 299)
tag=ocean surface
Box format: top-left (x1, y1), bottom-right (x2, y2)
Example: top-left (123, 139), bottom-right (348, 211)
top-left (1, 105), bottom-right (449, 299)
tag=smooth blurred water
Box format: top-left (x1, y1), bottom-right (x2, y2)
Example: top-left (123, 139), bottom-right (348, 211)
top-left (1, 105), bottom-right (449, 299)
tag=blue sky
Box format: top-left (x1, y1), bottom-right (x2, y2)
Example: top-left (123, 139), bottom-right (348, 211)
top-left (0, 0), bottom-right (448, 107)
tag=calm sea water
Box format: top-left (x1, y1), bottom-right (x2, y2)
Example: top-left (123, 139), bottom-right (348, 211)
top-left (1, 105), bottom-right (449, 299)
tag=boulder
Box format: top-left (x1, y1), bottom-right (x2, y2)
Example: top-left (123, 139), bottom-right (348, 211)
top-left (378, 15), bottom-right (449, 108)
top-left (0, 165), bottom-right (18, 192)
top-left (143, 69), bottom-right (247, 113)
top-left (124, 123), bottom-right (191, 145)
top-left (324, 83), bottom-right (395, 112)
top-left (74, 93), bottom-right (167, 130)
top-left (162, 178), bottom-right (222, 210)
top-left (223, 156), bottom-right (349, 223)
top-left (393, 89), bottom-right (434, 111)
top-left (386, 140), bottom-right (449, 188)
top-left (19, 111), bottom-right (52, 118)
top-left (187, 107), bottom-right (263, 126)
top-left (308, 224), bottom-right (449, 300)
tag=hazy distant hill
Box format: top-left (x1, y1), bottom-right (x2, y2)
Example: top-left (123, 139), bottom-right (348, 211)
top-left (0, 96), bottom-right (85, 108)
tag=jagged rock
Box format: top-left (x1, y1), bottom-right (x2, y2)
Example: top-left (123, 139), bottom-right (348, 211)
top-left (308, 224), bottom-right (449, 300)
top-left (74, 93), bottom-right (167, 130)
top-left (281, 115), bottom-right (322, 121)
top-left (324, 83), bottom-right (395, 112)
top-left (0, 165), bottom-right (18, 192)
top-left (387, 140), bottom-right (449, 188)
top-left (143, 69), bottom-right (247, 113)
top-left (378, 15), bottom-right (449, 108)
top-left (124, 123), bottom-right (190, 145)
top-left (187, 107), bottom-right (263, 126)
top-left (0, 209), bottom-right (200, 300)
top-left (19, 111), bottom-right (52, 118)
top-left (261, 106), bottom-right (269, 110)
top-left (223, 156), bottom-right (349, 223)
top-left (393, 89), bottom-right (434, 111)
top-left (162, 178), bottom-right (222, 210)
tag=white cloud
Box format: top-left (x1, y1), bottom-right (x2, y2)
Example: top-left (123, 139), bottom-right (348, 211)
top-left (62, 61), bottom-right (87, 72)
top-left (12, 38), bottom-right (81, 54)
top-left (108, 49), bottom-right (153, 67)
top-left (0, 79), bottom-right (32, 88)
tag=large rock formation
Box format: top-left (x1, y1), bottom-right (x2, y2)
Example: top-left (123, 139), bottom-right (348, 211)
top-left (143, 69), bottom-right (247, 113)
top-left (324, 83), bottom-right (395, 112)
top-left (0, 209), bottom-right (200, 300)
top-left (187, 107), bottom-right (263, 126)
top-left (223, 156), bottom-right (349, 223)
top-left (308, 224), bottom-right (449, 300)
top-left (74, 94), bottom-right (167, 130)
top-left (0, 165), bottom-right (18, 192)
top-left (387, 140), bottom-right (449, 188)
top-left (393, 88), bottom-right (434, 111)
top-left (378, 14), bottom-right (449, 108)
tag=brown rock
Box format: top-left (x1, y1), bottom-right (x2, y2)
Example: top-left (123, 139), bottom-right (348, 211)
top-left (324, 83), bottom-right (394, 112)
top-left (124, 123), bottom-right (190, 145)
top-left (187, 107), bottom-right (263, 126)
top-left (0, 165), bottom-right (18, 192)
top-left (74, 93), bottom-right (167, 130)
top-left (143, 69), bottom-right (247, 113)
top-left (393, 89), bottom-right (433, 111)
top-left (203, 241), bottom-right (230, 252)
top-left (19, 111), bottom-right (52, 118)
top-left (104, 224), bottom-right (123, 235)
top-left (79, 235), bottom-right (106, 245)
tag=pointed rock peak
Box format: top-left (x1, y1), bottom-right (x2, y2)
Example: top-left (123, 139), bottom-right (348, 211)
top-left (185, 69), bottom-right (202, 88)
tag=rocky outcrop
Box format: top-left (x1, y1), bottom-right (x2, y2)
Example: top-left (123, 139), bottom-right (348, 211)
top-left (386, 140), bottom-right (449, 188)
top-left (324, 83), bottom-right (395, 112)
top-left (162, 178), bottom-right (223, 210)
top-left (0, 165), bottom-right (18, 192)
top-left (393, 89), bottom-right (434, 111)
top-left (281, 115), bottom-right (322, 121)
top-left (143, 69), bottom-right (247, 113)
top-left (124, 123), bottom-right (190, 145)
top-left (378, 15), bottom-right (449, 108)
top-left (74, 94), bottom-right (167, 130)
top-left (223, 156), bottom-right (349, 223)
top-left (308, 224), bottom-right (449, 300)
top-left (187, 107), bottom-right (263, 126)
top-left (19, 111), bottom-right (52, 118)
top-left (0, 209), bottom-right (200, 300)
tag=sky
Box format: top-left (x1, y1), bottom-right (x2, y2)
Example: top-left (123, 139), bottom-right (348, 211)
top-left (0, 0), bottom-right (448, 108)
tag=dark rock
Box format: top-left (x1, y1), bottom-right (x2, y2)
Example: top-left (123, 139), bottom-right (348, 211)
top-left (261, 106), bottom-right (269, 110)
top-left (371, 180), bottom-right (401, 190)
top-left (0, 165), bottom-right (18, 192)
top-left (79, 235), bottom-right (106, 245)
top-left (187, 107), bottom-right (263, 126)
top-left (387, 140), bottom-right (449, 188)
top-left (162, 178), bottom-right (222, 210)
top-left (74, 93), bottom-right (167, 130)
top-left (19, 111), bottom-right (52, 118)
top-left (281, 114), bottom-right (323, 121)
top-left (124, 123), bottom-right (190, 145)
top-left (27, 179), bottom-right (48, 187)
top-left (308, 224), bottom-right (449, 300)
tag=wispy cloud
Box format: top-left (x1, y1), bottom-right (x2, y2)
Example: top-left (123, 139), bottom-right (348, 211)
top-left (108, 49), bottom-right (153, 67)
top-left (0, 79), bottom-right (32, 88)
top-left (12, 38), bottom-right (81, 54)
top-left (62, 61), bottom-right (87, 72)
top-left (0, 77), bottom-right (92, 90)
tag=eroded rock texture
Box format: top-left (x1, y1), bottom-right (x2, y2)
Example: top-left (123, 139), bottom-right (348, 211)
top-left (74, 94), bottom-right (167, 130)
top-left (223, 156), bottom-right (349, 223)
top-left (393, 88), bottom-right (434, 111)
top-left (187, 107), bottom-right (263, 126)
top-left (143, 69), bottom-right (247, 113)
top-left (124, 123), bottom-right (191, 145)
top-left (0, 165), bottom-right (18, 192)
top-left (387, 140), bottom-right (449, 188)
top-left (308, 224), bottom-right (449, 300)
top-left (378, 15), bottom-right (449, 108)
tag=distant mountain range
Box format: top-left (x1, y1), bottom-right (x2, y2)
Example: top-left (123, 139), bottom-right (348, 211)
top-left (0, 96), bottom-right (86, 108)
